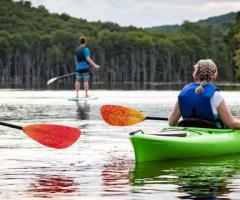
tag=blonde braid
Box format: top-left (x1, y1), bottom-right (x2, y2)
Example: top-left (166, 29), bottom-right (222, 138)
top-left (194, 59), bottom-right (217, 94)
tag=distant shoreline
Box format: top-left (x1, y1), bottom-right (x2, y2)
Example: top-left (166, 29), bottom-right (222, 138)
top-left (92, 81), bottom-right (240, 86)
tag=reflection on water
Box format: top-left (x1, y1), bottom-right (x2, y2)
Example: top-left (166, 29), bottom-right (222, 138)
top-left (130, 154), bottom-right (240, 199)
top-left (28, 175), bottom-right (79, 198)
top-left (76, 101), bottom-right (90, 120)
top-left (100, 154), bottom-right (240, 199)
top-left (101, 158), bottom-right (133, 196)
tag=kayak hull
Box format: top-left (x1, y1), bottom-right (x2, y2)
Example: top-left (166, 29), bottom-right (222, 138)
top-left (129, 128), bottom-right (240, 162)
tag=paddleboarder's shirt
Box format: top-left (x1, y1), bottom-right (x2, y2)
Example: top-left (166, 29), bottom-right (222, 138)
top-left (178, 82), bottom-right (223, 126)
top-left (75, 47), bottom-right (90, 73)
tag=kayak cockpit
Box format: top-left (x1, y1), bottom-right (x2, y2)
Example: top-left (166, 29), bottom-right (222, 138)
top-left (129, 129), bottom-right (187, 137)
top-left (129, 127), bottom-right (235, 138)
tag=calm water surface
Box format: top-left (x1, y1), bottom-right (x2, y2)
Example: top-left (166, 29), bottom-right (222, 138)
top-left (1, 90), bottom-right (240, 199)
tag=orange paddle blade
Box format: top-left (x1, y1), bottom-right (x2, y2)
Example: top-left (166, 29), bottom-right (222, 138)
top-left (23, 124), bottom-right (80, 149)
top-left (101, 105), bottom-right (146, 126)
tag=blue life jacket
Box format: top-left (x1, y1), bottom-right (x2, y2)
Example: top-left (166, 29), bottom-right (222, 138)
top-left (178, 82), bottom-right (218, 123)
top-left (75, 47), bottom-right (90, 73)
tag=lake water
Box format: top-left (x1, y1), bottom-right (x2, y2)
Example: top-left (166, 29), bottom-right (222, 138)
top-left (1, 90), bottom-right (240, 199)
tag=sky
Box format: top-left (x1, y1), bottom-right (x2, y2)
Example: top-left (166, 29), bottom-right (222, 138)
top-left (22, 0), bottom-right (240, 28)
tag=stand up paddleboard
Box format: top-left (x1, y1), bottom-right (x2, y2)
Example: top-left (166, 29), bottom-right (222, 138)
top-left (68, 96), bottom-right (98, 102)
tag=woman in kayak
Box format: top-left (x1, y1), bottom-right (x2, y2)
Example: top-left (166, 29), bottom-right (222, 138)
top-left (168, 59), bottom-right (240, 129)
top-left (74, 36), bottom-right (100, 98)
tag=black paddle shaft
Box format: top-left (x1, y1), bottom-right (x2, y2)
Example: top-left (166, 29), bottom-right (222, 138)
top-left (0, 121), bottom-right (23, 130)
top-left (146, 116), bottom-right (168, 121)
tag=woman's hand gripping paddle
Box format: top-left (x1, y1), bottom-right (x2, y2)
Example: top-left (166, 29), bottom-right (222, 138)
top-left (100, 105), bottom-right (168, 126)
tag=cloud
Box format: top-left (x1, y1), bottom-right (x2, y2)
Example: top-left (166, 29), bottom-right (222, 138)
top-left (19, 0), bottom-right (240, 27)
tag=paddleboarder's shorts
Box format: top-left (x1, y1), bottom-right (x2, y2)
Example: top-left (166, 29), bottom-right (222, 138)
top-left (76, 72), bottom-right (90, 81)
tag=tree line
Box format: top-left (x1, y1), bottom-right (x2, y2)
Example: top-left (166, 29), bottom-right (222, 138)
top-left (0, 0), bottom-right (239, 89)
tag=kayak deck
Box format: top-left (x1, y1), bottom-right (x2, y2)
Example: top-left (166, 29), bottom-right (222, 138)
top-left (129, 127), bottom-right (240, 162)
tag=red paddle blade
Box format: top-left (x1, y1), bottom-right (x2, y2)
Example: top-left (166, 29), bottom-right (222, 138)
top-left (101, 105), bottom-right (146, 126)
top-left (23, 124), bottom-right (80, 149)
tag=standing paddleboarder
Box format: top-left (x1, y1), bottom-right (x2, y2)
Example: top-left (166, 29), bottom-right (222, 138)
top-left (74, 36), bottom-right (100, 98)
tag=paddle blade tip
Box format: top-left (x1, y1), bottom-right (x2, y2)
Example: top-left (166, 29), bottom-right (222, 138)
top-left (100, 105), bottom-right (117, 126)
top-left (47, 78), bottom-right (57, 85)
top-left (23, 124), bottom-right (80, 149)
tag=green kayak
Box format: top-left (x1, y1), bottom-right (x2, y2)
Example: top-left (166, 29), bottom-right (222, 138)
top-left (129, 127), bottom-right (240, 162)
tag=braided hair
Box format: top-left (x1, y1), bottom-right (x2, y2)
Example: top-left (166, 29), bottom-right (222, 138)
top-left (193, 59), bottom-right (217, 94)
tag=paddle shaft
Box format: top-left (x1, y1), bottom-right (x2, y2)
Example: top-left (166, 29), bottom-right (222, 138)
top-left (47, 72), bottom-right (76, 85)
top-left (0, 121), bottom-right (22, 130)
top-left (146, 116), bottom-right (168, 121)
top-left (57, 72), bottom-right (76, 79)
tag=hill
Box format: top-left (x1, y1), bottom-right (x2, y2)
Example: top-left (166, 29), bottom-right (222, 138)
top-left (146, 12), bottom-right (237, 32)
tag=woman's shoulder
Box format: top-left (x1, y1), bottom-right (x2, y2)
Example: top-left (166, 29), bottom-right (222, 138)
top-left (211, 90), bottom-right (224, 107)
top-left (213, 90), bottom-right (223, 98)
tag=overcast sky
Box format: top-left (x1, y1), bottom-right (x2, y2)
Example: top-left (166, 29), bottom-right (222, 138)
top-left (23, 0), bottom-right (240, 28)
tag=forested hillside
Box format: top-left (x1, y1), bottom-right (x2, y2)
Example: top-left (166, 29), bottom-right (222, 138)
top-left (147, 12), bottom-right (236, 32)
top-left (0, 0), bottom-right (239, 89)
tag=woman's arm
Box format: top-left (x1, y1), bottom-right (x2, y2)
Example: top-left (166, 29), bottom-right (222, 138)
top-left (168, 101), bottom-right (181, 126)
top-left (218, 99), bottom-right (240, 129)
